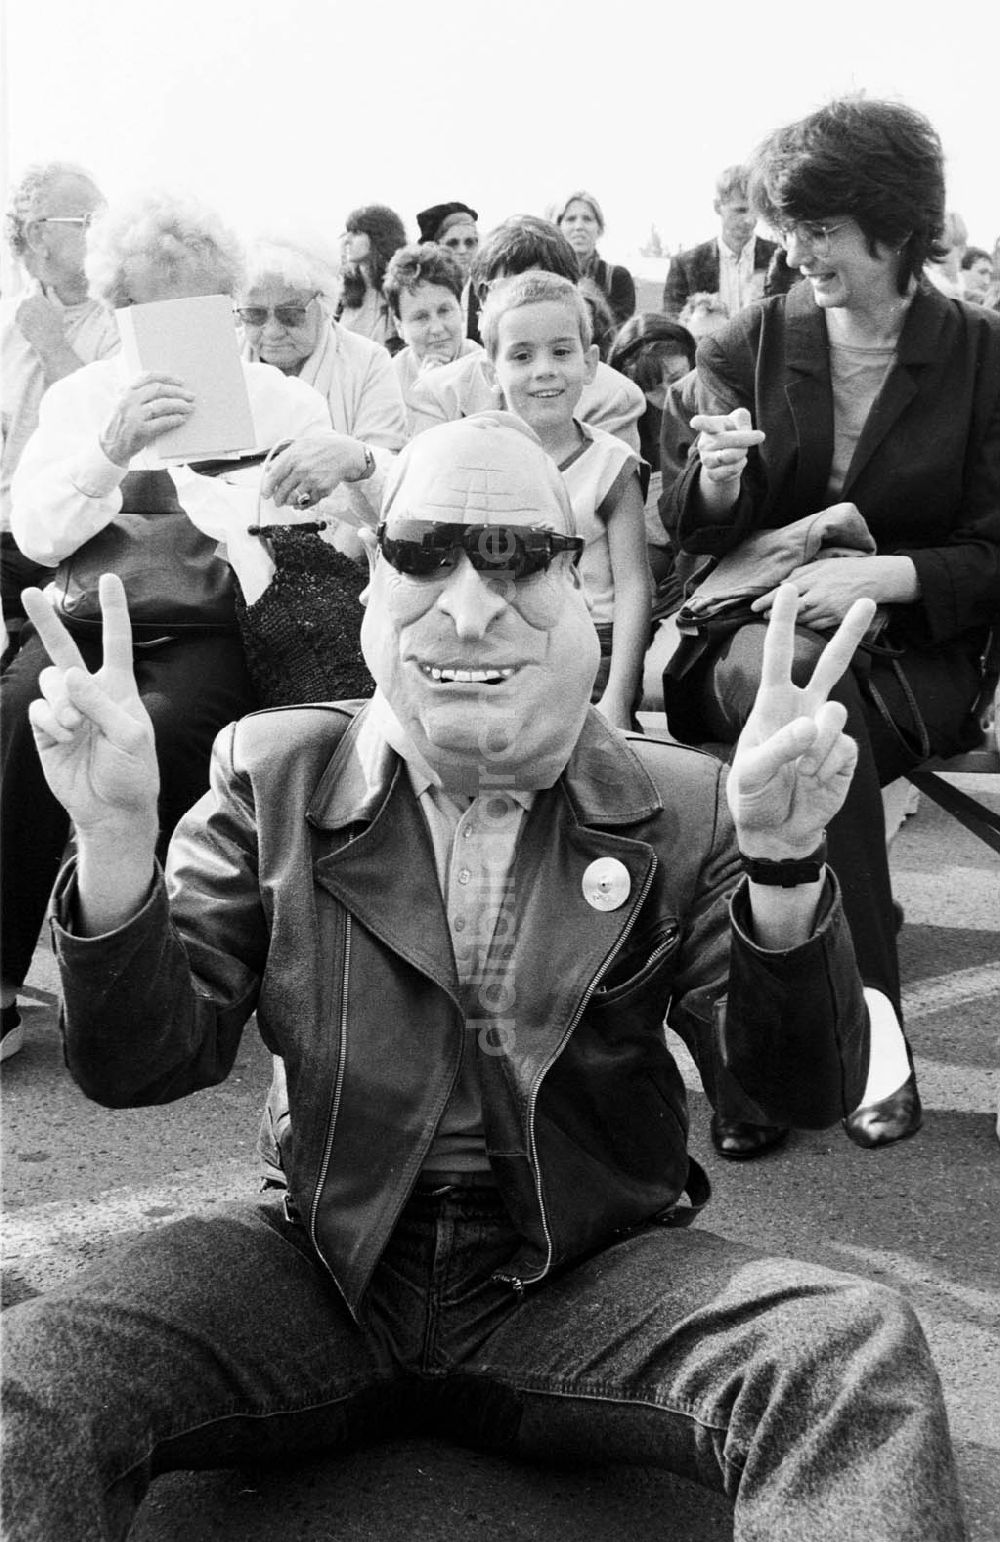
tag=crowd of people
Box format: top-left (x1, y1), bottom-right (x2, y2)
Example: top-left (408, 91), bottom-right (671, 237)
top-left (0, 93), bottom-right (996, 1541)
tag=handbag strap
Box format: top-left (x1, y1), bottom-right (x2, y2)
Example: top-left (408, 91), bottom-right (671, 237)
top-left (866, 658), bottom-right (931, 764)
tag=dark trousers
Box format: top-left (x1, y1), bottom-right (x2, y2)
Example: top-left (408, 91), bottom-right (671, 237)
top-left (682, 623), bottom-right (980, 1019)
top-left (0, 627), bottom-right (256, 988)
top-left (0, 1190), bottom-right (966, 1541)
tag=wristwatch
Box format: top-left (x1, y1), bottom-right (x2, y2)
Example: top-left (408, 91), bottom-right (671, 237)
top-left (739, 840), bottom-right (827, 886)
top-left (346, 444), bottom-right (376, 482)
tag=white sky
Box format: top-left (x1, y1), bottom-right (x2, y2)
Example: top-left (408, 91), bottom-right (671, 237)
top-left (3, 0), bottom-right (997, 270)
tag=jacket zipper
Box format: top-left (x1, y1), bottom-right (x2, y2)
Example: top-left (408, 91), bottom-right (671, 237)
top-left (493, 860), bottom-right (660, 1295)
top-left (308, 914), bottom-right (351, 1286)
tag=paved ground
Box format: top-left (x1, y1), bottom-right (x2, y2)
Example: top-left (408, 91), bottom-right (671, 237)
top-left (2, 775), bottom-right (998, 1540)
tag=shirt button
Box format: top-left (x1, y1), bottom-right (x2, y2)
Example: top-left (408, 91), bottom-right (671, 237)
top-left (457, 868), bottom-right (471, 884)
top-left (453, 916), bottom-right (466, 932)
top-left (462, 826), bottom-right (474, 839)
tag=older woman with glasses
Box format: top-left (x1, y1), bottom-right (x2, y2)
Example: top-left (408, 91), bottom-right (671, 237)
top-left (195, 233), bottom-right (410, 703)
top-left (1, 193), bottom-right (333, 1052)
top-left (659, 97), bottom-right (1000, 1162)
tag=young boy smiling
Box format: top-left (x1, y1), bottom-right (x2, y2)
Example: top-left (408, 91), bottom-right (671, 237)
top-left (481, 272), bottom-right (651, 729)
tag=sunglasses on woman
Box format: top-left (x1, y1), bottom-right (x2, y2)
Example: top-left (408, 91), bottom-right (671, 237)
top-left (235, 294), bottom-right (319, 328)
top-left (376, 521), bottom-right (583, 579)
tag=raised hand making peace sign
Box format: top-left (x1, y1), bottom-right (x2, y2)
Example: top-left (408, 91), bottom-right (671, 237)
top-left (728, 583), bottom-right (877, 860)
top-left (23, 575), bottom-right (159, 849)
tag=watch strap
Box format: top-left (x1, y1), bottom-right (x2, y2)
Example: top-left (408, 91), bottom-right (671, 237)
top-left (739, 841), bottom-right (827, 887)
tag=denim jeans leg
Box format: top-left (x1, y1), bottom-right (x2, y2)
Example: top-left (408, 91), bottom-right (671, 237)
top-left (466, 1225), bottom-right (966, 1542)
top-left (0, 1200), bottom-right (398, 1542)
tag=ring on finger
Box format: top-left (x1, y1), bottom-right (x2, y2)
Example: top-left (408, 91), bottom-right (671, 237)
top-left (295, 489), bottom-right (313, 509)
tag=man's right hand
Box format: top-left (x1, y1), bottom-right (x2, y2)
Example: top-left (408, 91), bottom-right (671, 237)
top-left (100, 372), bottom-right (195, 466)
top-left (23, 575), bottom-right (159, 843)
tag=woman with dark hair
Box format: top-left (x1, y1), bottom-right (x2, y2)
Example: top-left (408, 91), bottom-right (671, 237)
top-left (661, 96), bottom-right (1000, 1159)
top-left (336, 203), bottom-right (406, 349)
top-left (383, 242), bottom-right (482, 414)
top-left (549, 190), bottom-right (636, 326)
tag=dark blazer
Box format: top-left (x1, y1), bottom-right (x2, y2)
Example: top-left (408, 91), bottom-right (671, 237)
top-left (662, 236), bottom-right (777, 317)
top-left (662, 280), bottom-right (1000, 652)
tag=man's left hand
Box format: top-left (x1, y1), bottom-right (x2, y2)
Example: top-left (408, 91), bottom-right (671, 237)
top-left (729, 584), bottom-right (876, 858)
top-left (262, 434), bottom-right (368, 511)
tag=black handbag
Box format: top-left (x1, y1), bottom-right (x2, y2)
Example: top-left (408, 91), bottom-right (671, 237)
top-left (53, 470), bottom-right (236, 641)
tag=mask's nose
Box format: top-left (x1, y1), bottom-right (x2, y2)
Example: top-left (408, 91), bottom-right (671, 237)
top-left (434, 552), bottom-right (509, 640)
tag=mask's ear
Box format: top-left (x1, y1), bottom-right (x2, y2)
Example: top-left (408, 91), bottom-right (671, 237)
top-left (357, 525), bottom-right (379, 605)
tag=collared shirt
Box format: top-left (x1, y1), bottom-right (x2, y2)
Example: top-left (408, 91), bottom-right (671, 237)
top-left (716, 237), bottom-right (764, 319)
top-left (405, 759), bottom-right (533, 1172)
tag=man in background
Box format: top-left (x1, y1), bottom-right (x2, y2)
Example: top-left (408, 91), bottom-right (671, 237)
top-left (662, 164), bottom-right (776, 319)
top-left (1, 161), bottom-right (119, 660)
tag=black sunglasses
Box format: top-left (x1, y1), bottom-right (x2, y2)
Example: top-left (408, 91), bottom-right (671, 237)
top-left (376, 521), bottom-right (584, 579)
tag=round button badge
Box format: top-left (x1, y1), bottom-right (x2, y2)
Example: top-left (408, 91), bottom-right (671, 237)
top-left (582, 858), bottom-right (631, 911)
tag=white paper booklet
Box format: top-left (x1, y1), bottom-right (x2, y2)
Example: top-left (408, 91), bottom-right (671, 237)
top-left (116, 294), bottom-right (256, 464)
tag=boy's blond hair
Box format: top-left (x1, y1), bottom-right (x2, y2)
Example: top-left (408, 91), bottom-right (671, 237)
top-left (480, 271), bottom-right (592, 360)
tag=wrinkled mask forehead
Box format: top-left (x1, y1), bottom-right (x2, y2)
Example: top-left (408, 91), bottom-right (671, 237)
top-left (382, 413), bottom-right (574, 535)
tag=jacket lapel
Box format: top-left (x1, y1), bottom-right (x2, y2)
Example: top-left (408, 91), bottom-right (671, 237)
top-left (782, 284), bottom-right (834, 513)
top-left (307, 708), bottom-right (459, 1001)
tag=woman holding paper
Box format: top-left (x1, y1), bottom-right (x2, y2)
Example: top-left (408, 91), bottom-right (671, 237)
top-left (0, 193), bottom-right (330, 1047)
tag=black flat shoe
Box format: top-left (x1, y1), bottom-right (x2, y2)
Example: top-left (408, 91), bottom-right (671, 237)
top-left (843, 1069), bottom-right (922, 1149)
top-left (710, 1115), bottom-right (789, 1161)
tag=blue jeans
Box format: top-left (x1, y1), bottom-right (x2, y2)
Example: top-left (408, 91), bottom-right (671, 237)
top-left (1, 1188), bottom-right (965, 1542)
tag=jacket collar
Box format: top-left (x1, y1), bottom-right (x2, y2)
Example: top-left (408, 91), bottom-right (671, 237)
top-left (306, 700), bottom-right (662, 833)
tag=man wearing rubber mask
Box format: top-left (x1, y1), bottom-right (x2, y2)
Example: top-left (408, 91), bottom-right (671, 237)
top-left (4, 413), bottom-right (964, 1540)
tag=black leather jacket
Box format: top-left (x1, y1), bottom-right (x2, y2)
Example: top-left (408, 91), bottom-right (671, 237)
top-left (52, 704), bottom-right (868, 1315)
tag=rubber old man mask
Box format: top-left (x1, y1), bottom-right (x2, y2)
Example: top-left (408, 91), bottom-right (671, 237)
top-left (360, 412), bottom-right (600, 795)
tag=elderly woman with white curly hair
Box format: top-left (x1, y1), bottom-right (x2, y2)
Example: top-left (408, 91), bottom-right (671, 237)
top-left (0, 192), bottom-right (331, 1052)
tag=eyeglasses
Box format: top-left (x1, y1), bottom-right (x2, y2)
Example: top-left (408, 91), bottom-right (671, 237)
top-left (776, 220), bottom-right (849, 255)
top-left (235, 294), bottom-right (319, 328)
top-left (376, 521), bottom-right (584, 579)
top-left (35, 213), bottom-right (100, 230)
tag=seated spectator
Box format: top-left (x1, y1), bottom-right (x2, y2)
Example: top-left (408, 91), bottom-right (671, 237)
top-left (663, 165), bottom-right (776, 318)
top-left (549, 189), bottom-right (636, 326)
top-left (336, 204), bottom-right (406, 349)
top-left (1, 162), bottom-right (119, 665)
top-left (415, 200), bottom-right (481, 340)
top-left (608, 313), bottom-right (696, 613)
top-left (960, 246), bottom-right (994, 302)
top-left (239, 234), bottom-right (406, 450)
top-left (660, 96), bottom-right (1000, 1161)
top-left (166, 231), bottom-right (410, 706)
top-left (0, 192), bottom-right (330, 1061)
top-left (679, 291), bottom-right (731, 343)
top-left (4, 414), bottom-right (966, 1542)
top-left (405, 215), bottom-right (645, 452)
top-left (482, 275), bottom-right (651, 729)
top-left (383, 243), bottom-right (482, 416)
